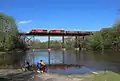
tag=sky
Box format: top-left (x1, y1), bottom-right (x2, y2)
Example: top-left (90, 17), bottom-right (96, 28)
top-left (0, 0), bottom-right (120, 41)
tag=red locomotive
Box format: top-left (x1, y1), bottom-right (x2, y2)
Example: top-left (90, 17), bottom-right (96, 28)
top-left (29, 29), bottom-right (47, 33)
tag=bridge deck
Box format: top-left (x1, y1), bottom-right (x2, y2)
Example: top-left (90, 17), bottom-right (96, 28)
top-left (19, 32), bottom-right (93, 36)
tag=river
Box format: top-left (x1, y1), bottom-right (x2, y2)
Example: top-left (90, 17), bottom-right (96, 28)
top-left (0, 50), bottom-right (120, 75)
top-left (25, 49), bottom-right (120, 75)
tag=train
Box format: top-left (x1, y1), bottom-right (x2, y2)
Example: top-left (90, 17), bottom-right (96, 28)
top-left (49, 30), bottom-right (64, 33)
top-left (29, 29), bottom-right (65, 33)
top-left (29, 29), bottom-right (90, 34)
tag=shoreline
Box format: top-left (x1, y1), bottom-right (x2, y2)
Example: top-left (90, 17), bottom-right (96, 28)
top-left (0, 69), bottom-right (120, 81)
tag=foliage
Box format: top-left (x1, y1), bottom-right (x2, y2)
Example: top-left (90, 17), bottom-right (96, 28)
top-left (0, 13), bottom-right (27, 51)
top-left (88, 20), bottom-right (120, 51)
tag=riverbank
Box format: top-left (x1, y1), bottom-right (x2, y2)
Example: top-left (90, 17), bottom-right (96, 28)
top-left (33, 71), bottom-right (120, 81)
top-left (0, 69), bottom-right (23, 76)
top-left (0, 69), bottom-right (120, 81)
top-left (0, 69), bottom-right (34, 81)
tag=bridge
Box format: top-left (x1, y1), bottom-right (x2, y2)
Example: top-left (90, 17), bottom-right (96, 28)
top-left (19, 29), bottom-right (93, 64)
top-left (19, 31), bottom-right (93, 36)
top-left (19, 29), bottom-right (93, 51)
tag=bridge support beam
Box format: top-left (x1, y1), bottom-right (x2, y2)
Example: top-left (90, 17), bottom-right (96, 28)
top-left (75, 36), bottom-right (79, 50)
top-left (23, 35), bottom-right (35, 49)
top-left (83, 36), bottom-right (84, 40)
top-left (81, 36), bottom-right (85, 51)
top-left (62, 36), bottom-right (65, 49)
top-left (48, 35), bottom-right (50, 49)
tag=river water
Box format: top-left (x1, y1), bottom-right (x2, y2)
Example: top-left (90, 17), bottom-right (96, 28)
top-left (0, 50), bottom-right (120, 75)
top-left (25, 50), bottom-right (120, 75)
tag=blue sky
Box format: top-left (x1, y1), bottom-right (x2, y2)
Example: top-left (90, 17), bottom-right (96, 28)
top-left (0, 0), bottom-right (120, 41)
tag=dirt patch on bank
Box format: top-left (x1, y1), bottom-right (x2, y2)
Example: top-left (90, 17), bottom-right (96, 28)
top-left (35, 73), bottom-right (94, 81)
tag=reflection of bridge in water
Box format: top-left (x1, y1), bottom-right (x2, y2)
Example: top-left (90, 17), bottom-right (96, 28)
top-left (19, 29), bottom-right (93, 65)
top-left (26, 50), bottom-right (84, 66)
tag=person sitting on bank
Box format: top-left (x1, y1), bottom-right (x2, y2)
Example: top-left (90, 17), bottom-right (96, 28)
top-left (25, 61), bottom-right (30, 71)
top-left (40, 60), bottom-right (46, 73)
top-left (37, 62), bottom-right (41, 73)
top-left (37, 62), bottom-right (40, 70)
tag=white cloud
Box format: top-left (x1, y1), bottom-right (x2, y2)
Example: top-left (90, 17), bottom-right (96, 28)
top-left (19, 20), bottom-right (32, 24)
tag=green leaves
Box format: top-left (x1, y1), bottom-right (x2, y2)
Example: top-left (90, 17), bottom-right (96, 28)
top-left (88, 20), bottom-right (120, 51)
top-left (0, 13), bottom-right (27, 51)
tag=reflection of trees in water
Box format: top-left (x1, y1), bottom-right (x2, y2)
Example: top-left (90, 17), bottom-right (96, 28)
top-left (49, 51), bottom-right (63, 64)
top-left (0, 52), bottom-right (26, 68)
top-left (24, 54), bottom-right (33, 65)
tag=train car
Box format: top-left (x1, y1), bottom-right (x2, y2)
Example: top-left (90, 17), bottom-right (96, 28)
top-left (76, 31), bottom-right (83, 34)
top-left (49, 30), bottom-right (65, 33)
top-left (73, 31), bottom-right (80, 33)
top-left (30, 29), bottom-right (47, 33)
top-left (66, 31), bottom-right (74, 34)
top-left (86, 32), bottom-right (93, 35)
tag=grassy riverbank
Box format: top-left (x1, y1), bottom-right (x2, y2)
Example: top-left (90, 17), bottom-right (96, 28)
top-left (90, 71), bottom-right (120, 81)
top-left (69, 71), bottom-right (120, 81)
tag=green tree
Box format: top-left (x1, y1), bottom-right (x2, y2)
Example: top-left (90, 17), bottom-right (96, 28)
top-left (0, 13), bottom-right (27, 51)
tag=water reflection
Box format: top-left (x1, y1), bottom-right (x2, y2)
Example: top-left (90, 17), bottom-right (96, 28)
top-left (48, 66), bottom-right (91, 75)
top-left (48, 51), bottom-right (50, 65)
top-left (62, 50), bottom-right (65, 64)
top-left (26, 50), bottom-right (120, 74)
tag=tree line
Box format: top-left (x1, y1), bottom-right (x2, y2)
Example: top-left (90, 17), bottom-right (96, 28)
top-left (89, 20), bottom-right (120, 51)
top-left (1, 12), bottom-right (120, 52)
top-left (0, 13), bottom-right (27, 52)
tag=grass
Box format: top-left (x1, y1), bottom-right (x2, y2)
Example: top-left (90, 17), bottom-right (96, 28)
top-left (76, 71), bottom-right (120, 81)
top-left (90, 71), bottom-right (120, 81)
top-left (53, 71), bottom-right (120, 81)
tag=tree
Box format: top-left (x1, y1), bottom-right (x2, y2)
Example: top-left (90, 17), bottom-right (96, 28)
top-left (88, 32), bottom-right (103, 50)
top-left (87, 20), bottom-right (120, 51)
top-left (0, 13), bottom-right (27, 51)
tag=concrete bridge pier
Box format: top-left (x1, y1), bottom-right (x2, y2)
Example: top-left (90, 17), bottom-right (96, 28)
top-left (75, 36), bottom-right (79, 50)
